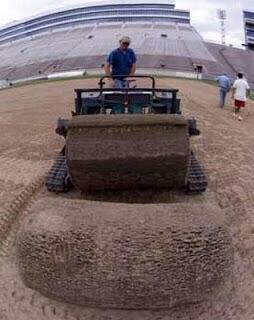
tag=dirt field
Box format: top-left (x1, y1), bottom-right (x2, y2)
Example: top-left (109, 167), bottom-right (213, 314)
top-left (0, 77), bottom-right (254, 320)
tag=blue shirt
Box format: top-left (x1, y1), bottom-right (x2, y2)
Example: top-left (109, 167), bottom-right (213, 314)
top-left (107, 48), bottom-right (137, 79)
top-left (216, 75), bottom-right (231, 91)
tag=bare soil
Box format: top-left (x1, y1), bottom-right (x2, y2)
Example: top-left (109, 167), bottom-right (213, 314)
top-left (0, 78), bottom-right (254, 320)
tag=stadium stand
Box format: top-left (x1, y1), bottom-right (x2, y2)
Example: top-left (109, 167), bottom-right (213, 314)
top-left (243, 11), bottom-right (254, 50)
top-left (0, 0), bottom-right (253, 87)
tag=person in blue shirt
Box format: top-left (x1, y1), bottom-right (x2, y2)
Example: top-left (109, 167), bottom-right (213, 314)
top-left (216, 73), bottom-right (231, 108)
top-left (105, 36), bottom-right (137, 88)
top-left (104, 36), bottom-right (137, 113)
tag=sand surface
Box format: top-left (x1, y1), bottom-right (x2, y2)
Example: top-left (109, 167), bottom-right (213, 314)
top-left (0, 78), bottom-right (254, 319)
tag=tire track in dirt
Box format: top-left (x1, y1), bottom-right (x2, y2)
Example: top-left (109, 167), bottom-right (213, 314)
top-left (0, 176), bottom-right (44, 257)
top-left (0, 156), bottom-right (53, 257)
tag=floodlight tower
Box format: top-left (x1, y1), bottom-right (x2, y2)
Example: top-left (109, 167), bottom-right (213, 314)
top-left (217, 9), bottom-right (227, 45)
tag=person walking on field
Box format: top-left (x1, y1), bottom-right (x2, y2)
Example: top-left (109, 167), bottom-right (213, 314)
top-left (232, 73), bottom-right (250, 121)
top-left (216, 73), bottom-right (231, 108)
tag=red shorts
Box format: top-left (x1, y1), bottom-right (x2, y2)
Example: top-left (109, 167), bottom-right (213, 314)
top-left (234, 100), bottom-right (245, 108)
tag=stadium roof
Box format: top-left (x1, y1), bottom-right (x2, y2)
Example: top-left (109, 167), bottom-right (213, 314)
top-left (0, 0), bottom-right (177, 30)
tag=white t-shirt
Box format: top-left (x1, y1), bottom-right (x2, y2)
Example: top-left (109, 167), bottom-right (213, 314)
top-left (233, 79), bottom-right (250, 101)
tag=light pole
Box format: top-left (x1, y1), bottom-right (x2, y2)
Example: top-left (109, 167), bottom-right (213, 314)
top-left (217, 9), bottom-right (227, 45)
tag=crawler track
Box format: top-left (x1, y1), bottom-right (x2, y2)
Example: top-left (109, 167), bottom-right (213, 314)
top-left (186, 152), bottom-right (207, 194)
top-left (45, 153), bottom-right (70, 193)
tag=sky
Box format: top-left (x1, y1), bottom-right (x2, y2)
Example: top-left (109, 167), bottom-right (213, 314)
top-left (0, 0), bottom-right (253, 47)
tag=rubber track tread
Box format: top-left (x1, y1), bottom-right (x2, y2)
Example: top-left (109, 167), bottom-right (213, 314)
top-left (45, 154), bottom-right (69, 192)
top-left (187, 152), bottom-right (207, 194)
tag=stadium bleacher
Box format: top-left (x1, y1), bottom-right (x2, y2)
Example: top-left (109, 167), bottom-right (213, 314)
top-left (0, 2), bottom-right (253, 86)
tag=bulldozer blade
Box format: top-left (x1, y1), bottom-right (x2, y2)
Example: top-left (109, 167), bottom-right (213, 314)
top-left (66, 114), bottom-right (190, 192)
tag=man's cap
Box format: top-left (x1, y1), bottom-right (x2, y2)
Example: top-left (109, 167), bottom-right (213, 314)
top-left (120, 36), bottom-right (131, 44)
